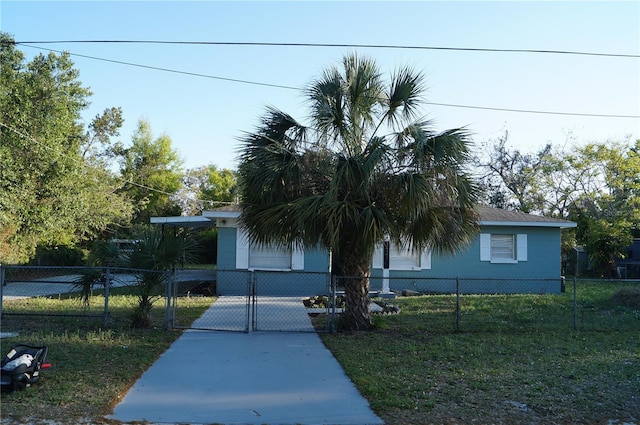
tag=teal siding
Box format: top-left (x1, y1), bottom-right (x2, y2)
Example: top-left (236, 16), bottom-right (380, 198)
top-left (216, 227), bottom-right (330, 295)
top-left (216, 225), bottom-right (565, 295)
top-left (370, 226), bottom-right (564, 294)
top-left (432, 226), bottom-right (562, 278)
top-left (216, 227), bottom-right (237, 270)
top-left (302, 246), bottom-right (331, 273)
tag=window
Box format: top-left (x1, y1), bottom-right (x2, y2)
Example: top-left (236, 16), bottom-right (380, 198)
top-left (480, 233), bottom-right (527, 263)
top-left (235, 229), bottom-right (304, 270)
top-left (249, 244), bottom-right (291, 269)
top-left (373, 242), bottom-right (431, 270)
top-left (491, 234), bottom-right (515, 260)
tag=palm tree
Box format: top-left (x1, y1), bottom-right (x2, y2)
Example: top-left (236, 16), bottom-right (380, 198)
top-left (124, 228), bottom-right (198, 327)
top-left (237, 54), bottom-right (479, 330)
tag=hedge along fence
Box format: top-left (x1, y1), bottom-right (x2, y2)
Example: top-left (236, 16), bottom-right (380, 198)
top-left (0, 265), bottom-right (169, 330)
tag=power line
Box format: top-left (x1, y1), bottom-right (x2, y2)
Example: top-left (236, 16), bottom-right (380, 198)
top-left (1, 121), bottom-right (237, 209)
top-left (19, 44), bottom-right (640, 120)
top-left (424, 102), bottom-right (640, 119)
top-left (0, 121), bottom-right (176, 197)
top-left (18, 44), bottom-right (299, 91)
top-left (12, 39), bottom-right (640, 58)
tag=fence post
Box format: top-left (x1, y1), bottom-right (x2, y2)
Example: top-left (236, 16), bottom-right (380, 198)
top-left (0, 264), bottom-right (4, 323)
top-left (171, 270), bottom-right (178, 328)
top-left (331, 275), bottom-right (337, 334)
top-left (245, 271), bottom-right (253, 333)
top-left (456, 277), bottom-right (461, 332)
top-left (164, 270), bottom-right (173, 331)
top-left (103, 268), bottom-right (111, 329)
top-left (573, 276), bottom-right (578, 331)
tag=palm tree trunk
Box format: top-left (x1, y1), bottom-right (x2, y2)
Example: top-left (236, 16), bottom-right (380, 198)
top-left (340, 265), bottom-right (373, 331)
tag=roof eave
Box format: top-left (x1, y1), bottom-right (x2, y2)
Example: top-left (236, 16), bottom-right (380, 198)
top-left (150, 216), bottom-right (216, 227)
top-left (479, 220), bottom-right (577, 228)
top-left (202, 210), bottom-right (241, 219)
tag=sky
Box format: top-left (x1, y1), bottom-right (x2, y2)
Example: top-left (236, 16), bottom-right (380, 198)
top-left (1, 1), bottom-right (639, 171)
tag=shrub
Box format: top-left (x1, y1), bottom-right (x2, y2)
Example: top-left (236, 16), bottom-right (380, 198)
top-left (32, 244), bottom-right (86, 266)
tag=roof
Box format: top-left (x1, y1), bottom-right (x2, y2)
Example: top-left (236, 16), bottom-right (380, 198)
top-left (476, 205), bottom-right (576, 228)
top-left (149, 216), bottom-right (216, 227)
top-left (202, 204), bottom-right (241, 219)
top-left (157, 204), bottom-right (576, 229)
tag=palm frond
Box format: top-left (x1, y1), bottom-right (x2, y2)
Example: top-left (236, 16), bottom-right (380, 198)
top-left (343, 54), bottom-right (384, 128)
top-left (385, 66), bottom-right (426, 129)
top-left (238, 53), bottom-right (480, 282)
top-left (307, 66), bottom-right (346, 144)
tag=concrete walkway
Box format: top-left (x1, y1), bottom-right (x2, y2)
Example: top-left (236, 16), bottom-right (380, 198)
top-left (108, 297), bottom-right (383, 425)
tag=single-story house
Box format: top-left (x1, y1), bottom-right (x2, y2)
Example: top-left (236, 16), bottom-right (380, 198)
top-left (153, 205), bottom-right (576, 296)
top-left (571, 239), bottom-right (640, 279)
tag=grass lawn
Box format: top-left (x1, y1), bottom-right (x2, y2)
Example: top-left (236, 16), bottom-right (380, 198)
top-left (1, 287), bottom-right (215, 424)
top-left (320, 281), bottom-right (640, 424)
top-left (1, 280), bottom-right (639, 424)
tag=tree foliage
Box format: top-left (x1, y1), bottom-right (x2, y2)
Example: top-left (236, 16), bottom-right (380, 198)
top-left (0, 33), bottom-right (133, 263)
top-left (567, 141), bottom-right (640, 276)
top-left (175, 164), bottom-right (236, 215)
top-left (118, 119), bottom-right (184, 225)
top-left (477, 134), bottom-right (640, 276)
top-left (238, 54), bottom-right (479, 330)
top-left (476, 132), bottom-right (550, 213)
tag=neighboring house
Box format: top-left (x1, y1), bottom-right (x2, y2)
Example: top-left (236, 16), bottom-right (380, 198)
top-left (617, 238), bottom-right (640, 279)
top-left (571, 239), bottom-right (640, 279)
top-left (193, 205), bottom-right (577, 295)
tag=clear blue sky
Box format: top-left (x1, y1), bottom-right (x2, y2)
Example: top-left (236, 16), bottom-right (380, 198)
top-left (2, 1), bottom-right (639, 171)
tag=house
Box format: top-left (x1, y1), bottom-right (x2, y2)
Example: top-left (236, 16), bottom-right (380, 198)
top-left (571, 239), bottom-right (640, 279)
top-left (194, 205), bottom-right (577, 296)
top-left (616, 238), bottom-right (640, 278)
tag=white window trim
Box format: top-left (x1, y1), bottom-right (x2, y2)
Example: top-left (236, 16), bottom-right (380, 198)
top-left (480, 233), bottom-right (527, 263)
top-left (235, 228), bottom-right (304, 271)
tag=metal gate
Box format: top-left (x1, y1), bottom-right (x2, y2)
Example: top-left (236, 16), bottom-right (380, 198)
top-left (170, 270), bottom-right (335, 333)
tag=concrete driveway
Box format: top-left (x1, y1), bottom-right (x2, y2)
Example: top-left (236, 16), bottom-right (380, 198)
top-left (108, 298), bottom-right (383, 425)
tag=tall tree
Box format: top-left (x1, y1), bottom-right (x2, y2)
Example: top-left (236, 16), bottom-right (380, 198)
top-left (118, 119), bottom-right (184, 224)
top-left (567, 140), bottom-right (640, 276)
top-left (0, 33), bottom-right (133, 263)
top-left (238, 54), bottom-right (478, 330)
top-left (174, 164), bottom-right (236, 215)
top-left (475, 132), bottom-right (551, 213)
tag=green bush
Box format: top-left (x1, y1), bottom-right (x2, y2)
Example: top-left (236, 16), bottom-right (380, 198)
top-left (31, 244), bottom-right (86, 266)
top-left (195, 228), bottom-right (217, 264)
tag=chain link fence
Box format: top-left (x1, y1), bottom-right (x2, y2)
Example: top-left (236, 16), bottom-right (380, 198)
top-left (335, 275), bottom-right (640, 332)
top-left (3, 265), bottom-right (638, 334)
top-left (169, 270), bottom-right (333, 332)
top-left (0, 265), bottom-right (166, 332)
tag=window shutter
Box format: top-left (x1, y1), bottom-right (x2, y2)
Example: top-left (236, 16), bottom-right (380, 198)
top-left (235, 228), bottom-right (250, 269)
top-left (480, 233), bottom-right (491, 261)
top-left (517, 234), bottom-right (528, 261)
top-left (291, 244), bottom-right (304, 270)
top-left (420, 248), bottom-right (432, 270)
